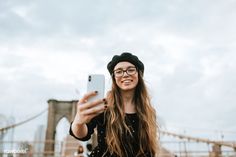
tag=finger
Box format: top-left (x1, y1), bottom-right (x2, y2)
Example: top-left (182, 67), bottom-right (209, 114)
top-left (81, 104), bottom-right (106, 115)
top-left (86, 112), bottom-right (101, 121)
top-left (79, 91), bottom-right (98, 104)
top-left (79, 98), bottom-right (106, 111)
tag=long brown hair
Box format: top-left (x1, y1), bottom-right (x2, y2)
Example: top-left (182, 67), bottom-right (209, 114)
top-left (104, 69), bottom-right (160, 157)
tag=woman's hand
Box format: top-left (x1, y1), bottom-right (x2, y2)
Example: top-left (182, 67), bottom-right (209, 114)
top-left (73, 91), bottom-right (107, 125)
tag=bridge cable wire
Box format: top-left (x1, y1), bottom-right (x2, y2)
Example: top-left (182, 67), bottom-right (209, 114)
top-left (0, 108), bottom-right (48, 132)
top-left (161, 130), bottom-right (236, 149)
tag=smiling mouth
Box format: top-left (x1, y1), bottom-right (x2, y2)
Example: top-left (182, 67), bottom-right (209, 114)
top-left (121, 80), bottom-right (133, 83)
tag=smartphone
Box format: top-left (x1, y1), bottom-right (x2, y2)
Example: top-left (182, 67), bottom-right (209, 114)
top-left (87, 74), bottom-right (105, 102)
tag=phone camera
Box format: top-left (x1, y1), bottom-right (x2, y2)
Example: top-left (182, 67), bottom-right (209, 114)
top-left (88, 75), bottom-right (91, 82)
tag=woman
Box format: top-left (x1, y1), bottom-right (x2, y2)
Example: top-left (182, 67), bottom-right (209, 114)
top-left (70, 52), bottom-right (159, 157)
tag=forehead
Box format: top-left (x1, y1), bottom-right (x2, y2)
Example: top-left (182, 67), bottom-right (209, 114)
top-left (114, 61), bottom-right (135, 70)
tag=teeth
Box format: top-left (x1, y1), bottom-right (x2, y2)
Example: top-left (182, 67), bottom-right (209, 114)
top-left (123, 80), bottom-right (131, 83)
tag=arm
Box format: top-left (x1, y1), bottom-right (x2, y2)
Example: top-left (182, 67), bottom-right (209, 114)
top-left (71, 119), bottom-right (88, 139)
top-left (69, 115), bottom-right (98, 141)
top-left (69, 91), bottom-right (106, 140)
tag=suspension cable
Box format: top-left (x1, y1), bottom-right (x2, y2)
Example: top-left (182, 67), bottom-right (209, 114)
top-left (161, 130), bottom-right (236, 149)
top-left (0, 108), bottom-right (48, 132)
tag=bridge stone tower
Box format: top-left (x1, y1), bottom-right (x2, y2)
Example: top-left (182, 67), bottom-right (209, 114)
top-left (44, 99), bottom-right (77, 156)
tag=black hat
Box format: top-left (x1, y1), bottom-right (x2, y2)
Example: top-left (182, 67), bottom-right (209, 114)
top-left (107, 52), bottom-right (144, 75)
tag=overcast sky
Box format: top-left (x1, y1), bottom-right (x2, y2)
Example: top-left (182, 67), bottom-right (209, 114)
top-left (0, 0), bottom-right (236, 142)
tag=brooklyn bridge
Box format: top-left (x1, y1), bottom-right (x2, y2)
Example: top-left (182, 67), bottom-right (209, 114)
top-left (0, 99), bottom-right (236, 157)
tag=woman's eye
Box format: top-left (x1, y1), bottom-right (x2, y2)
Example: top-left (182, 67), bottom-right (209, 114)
top-left (115, 70), bottom-right (122, 74)
top-left (128, 69), bottom-right (135, 72)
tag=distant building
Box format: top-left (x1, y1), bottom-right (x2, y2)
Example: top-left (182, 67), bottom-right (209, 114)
top-left (33, 125), bottom-right (46, 157)
top-left (16, 141), bottom-right (33, 157)
top-left (0, 115), bottom-right (15, 157)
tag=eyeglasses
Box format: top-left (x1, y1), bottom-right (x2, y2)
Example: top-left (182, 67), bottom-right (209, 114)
top-left (113, 67), bottom-right (137, 78)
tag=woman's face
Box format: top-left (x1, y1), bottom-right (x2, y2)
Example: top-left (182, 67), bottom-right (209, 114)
top-left (113, 62), bottom-right (139, 91)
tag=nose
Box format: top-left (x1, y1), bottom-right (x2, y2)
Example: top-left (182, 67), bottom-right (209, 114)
top-left (123, 71), bottom-right (129, 77)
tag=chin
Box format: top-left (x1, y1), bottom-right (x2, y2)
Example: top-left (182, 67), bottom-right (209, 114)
top-left (120, 86), bottom-right (136, 91)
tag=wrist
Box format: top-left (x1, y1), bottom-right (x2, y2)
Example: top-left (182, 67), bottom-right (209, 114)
top-left (72, 120), bottom-right (85, 126)
top-left (71, 120), bottom-right (88, 139)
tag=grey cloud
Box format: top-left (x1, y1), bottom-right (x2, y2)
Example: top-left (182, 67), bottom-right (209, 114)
top-left (0, 66), bottom-right (79, 117)
top-left (154, 51), bottom-right (236, 128)
top-left (0, 53), bottom-right (27, 68)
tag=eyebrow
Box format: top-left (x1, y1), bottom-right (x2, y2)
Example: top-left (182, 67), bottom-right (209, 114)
top-left (114, 66), bottom-right (136, 71)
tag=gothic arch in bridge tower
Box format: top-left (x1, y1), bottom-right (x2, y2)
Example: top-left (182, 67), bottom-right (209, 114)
top-left (44, 99), bottom-right (77, 156)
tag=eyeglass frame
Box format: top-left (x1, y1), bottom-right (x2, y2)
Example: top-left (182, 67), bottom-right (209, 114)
top-left (112, 66), bottom-right (138, 78)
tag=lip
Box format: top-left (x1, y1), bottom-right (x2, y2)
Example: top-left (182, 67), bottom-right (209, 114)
top-left (121, 79), bottom-right (133, 83)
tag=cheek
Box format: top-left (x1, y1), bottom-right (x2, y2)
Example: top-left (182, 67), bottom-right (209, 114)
top-left (115, 78), bottom-right (122, 87)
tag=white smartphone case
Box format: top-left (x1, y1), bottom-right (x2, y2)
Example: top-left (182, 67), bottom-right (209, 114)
top-left (87, 74), bottom-right (105, 102)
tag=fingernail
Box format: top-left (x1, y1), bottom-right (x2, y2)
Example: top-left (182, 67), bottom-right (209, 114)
top-left (95, 91), bottom-right (98, 93)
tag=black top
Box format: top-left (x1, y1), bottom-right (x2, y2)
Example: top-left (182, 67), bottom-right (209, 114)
top-left (69, 113), bottom-right (153, 157)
